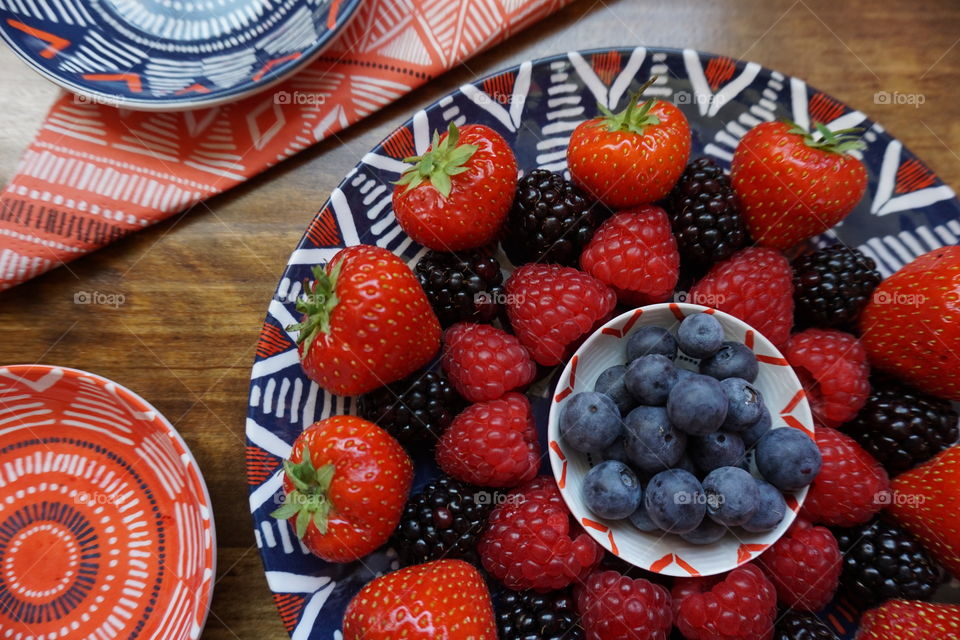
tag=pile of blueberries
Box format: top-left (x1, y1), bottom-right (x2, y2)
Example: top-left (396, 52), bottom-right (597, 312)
top-left (559, 312), bottom-right (822, 545)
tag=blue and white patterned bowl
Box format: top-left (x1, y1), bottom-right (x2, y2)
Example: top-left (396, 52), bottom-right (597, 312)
top-left (246, 47), bottom-right (960, 639)
top-left (0, 0), bottom-right (363, 110)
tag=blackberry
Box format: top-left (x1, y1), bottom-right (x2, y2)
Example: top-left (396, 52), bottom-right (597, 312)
top-left (774, 610), bottom-right (838, 640)
top-left (415, 246), bottom-right (505, 327)
top-left (496, 588), bottom-right (583, 640)
top-left (502, 169), bottom-right (605, 266)
top-left (845, 378), bottom-right (958, 474)
top-left (834, 517), bottom-right (943, 608)
top-left (358, 370), bottom-right (464, 448)
top-left (392, 475), bottom-right (493, 565)
top-left (666, 157), bottom-right (749, 266)
top-left (792, 245), bottom-right (881, 328)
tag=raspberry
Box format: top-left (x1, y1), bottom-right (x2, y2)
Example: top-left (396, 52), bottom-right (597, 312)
top-left (800, 426), bottom-right (890, 527)
top-left (756, 518), bottom-right (841, 611)
top-left (505, 264), bottom-right (617, 366)
top-left (783, 329), bottom-right (870, 427)
top-left (674, 564), bottom-right (777, 640)
top-left (576, 570), bottom-right (673, 640)
top-left (441, 322), bottom-right (537, 403)
top-left (579, 206), bottom-right (680, 306)
top-left (478, 476), bottom-right (603, 591)
top-left (689, 247), bottom-right (794, 347)
top-left (436, 393), bottom-right (541, 488)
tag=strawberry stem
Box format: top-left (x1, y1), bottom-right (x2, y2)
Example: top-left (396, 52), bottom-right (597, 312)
top-left (394, 122), bottom-right (479, 198)
top-left (286, 260), bottom-right (342, 356)
top-left (270, 447), bottom-right (337, 538)
top-left (786, 120), bottom-right (866, 154)
top-left (595, 75), bottom-right (662, 135)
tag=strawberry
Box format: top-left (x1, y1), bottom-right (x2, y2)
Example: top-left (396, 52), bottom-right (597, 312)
top-left (505, 264), bottom-right (617, 366)
top-left (271, 415), bottom-right (412, 562)
top-left (342, 559), bottom-right (496, 639)
top-left (436, 392), bottom-right (541, 488)
top-left (856, 600), bottom-right (960, 640)
top-left (888, 444), bottom-right (960, 578)
top-left (801, 426), bottom-right (889, 527)
top-left (688, 246), bottom-right (794, 347)
top-left (579, 205), bottom-right (680, 306)
top-left (290, 245), bottom-right (440, 396)
top-left (730, 121), bottom-right (867, 250)
top-left (392, 123), bottom-right (517, 251)
top-left (567, 77), bottom-right (691, 208)
top-left (860, 246), bottom-right (960, 400)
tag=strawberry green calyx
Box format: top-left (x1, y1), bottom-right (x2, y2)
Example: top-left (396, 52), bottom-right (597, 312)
top-left (287, 261), bottom-right (342, 356)
top-left (395, 122), bottom-right (478, 198)
top-left (595, 75), bottom-right (662, 135)
top-left (270, 447), bottom-right (337, 538)
top-left (787, 121), bottom-right (866, 155)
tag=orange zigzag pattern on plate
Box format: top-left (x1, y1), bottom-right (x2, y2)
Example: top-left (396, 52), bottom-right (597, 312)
top-left (0, 0), bottom-right (575, 291)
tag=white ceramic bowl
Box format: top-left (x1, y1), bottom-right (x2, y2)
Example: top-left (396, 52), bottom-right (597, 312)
top-left (547, 302), bottom-right (814, 577)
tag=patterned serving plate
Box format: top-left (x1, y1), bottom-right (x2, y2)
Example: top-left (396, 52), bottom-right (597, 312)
top-left (246, 47), bottom-right (960, 638)
top-left (0, 365), bottom-right (215, 639)
top-left (0, 0), bottom-right (363, 109)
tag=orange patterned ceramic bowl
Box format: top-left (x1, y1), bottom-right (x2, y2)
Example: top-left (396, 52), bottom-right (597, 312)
top-left (0, 365), bottom-right (214, 639)
top-left (547, 303), bottom-right (814, 577)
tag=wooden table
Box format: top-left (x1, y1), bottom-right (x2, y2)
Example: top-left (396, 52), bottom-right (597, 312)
top-left (1, 0), bottom-right (958, 636)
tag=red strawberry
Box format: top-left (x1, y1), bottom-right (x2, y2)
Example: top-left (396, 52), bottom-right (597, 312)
top-left (290, 245), bottom-right (440, 396)
top-left (857, 600), bottom-right (960, 640)
top-left (342, 559), bottom-right (496, 639)
top-left (689, 247), bottom-right (794, 347)
top-left (860, 246), bottom-right (960, 400)
top-left (436, 392), bottom-right (541, 488)
top-left (567, 78), bottom-right (691, 208)
top-left (730, 121), bottom-right (867, 250)
top-left (783, 328), bottom-right (871, 427)
top-left (478, 476), bottom-right (603, 591)
top-left (579, 205), bottom-right (680, 306)
top-left (441, 322), bottom-right (537, 403)
top-left (674, 564), bottom-right (777, 640)
top-left (801, 426), bottom-right (890, 527)
top-left (888, 444), bottom-right (960, 578)
top-left (392, 123), bottom-right (517, 251)
top-left (505, 264), bottom-right (617, 365)
top-left (756, 518), bottom-right (842, 611)
top-left (576, 570), bottom-right (673, 640)
top-left (271, 415), bottom-right (412, 562)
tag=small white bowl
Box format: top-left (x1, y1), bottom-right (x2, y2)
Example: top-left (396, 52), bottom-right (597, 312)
top-left (547, 302), bottom-right (814, 577)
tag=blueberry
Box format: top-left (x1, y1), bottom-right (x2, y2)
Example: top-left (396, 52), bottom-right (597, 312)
top-left (627, 326), bottom-right (678, 361)
top-left (623, 405), bottom-right (687, 473)
top-left (559, 391), bottom-right (622, 453)
top-left (666, 373), bottom-right (728, 436)
top-left (625, 354), bottom-right (678, 405)
top-left (690, 431), bottom-right (745, 474)
top-left (673, 454), bottom-right (699, 476)
top-left (702, 466), bottom-right (759, 527)
top-left (741, 405), bottom-right (773, 448)
top-left (593, 365), bottom-right (636, 415)
top-left (675, 367), bottom-right (697, 383)
top-left (720, 378), bottom-right (764, 431)
top-left (741, 478), bottom-right (787, 533)
top-left (680, 516), bottom-right (727, 545)
top-left (601, 438), bottom-right (629, 464)
top-left (755, 427), bottom-right (822, 491)
top-left (582, 460), bottom-right (642, 520)
top-left (677, 313), bottom-right (724, 359)
top-left (628, 496), bottom-right (660, 533)
top-left (644, 468), bottom-right (706, 534)
top-left (699, 342), bottom-right (759, 382)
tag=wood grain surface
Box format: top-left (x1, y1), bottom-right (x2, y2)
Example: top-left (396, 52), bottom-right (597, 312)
top-left (1, 0), bottom-right (958, 637)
